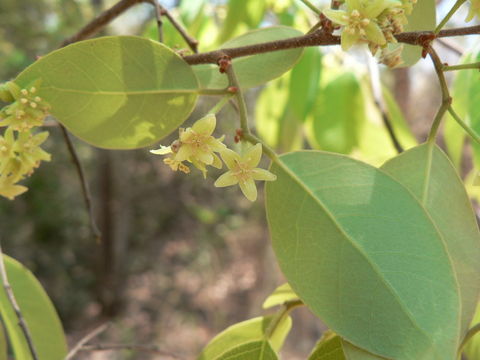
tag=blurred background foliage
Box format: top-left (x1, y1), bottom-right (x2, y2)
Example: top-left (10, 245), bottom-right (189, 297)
top-left (0, 0), bottom-right (479, 359)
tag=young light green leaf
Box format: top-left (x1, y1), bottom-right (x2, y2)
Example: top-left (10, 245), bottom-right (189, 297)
top-left (197, 315), bottom-right (291, 360)
top-left (15, 36), bottom-right (199, 149)
top-left (464, 302), bottom-right (480, 360)
top-left (0, 255), bottom-right (67, 360)
top-left (266, 151), bottom-right (460, 360)
top-left (288, 47), bottom-right (322, 122)
top-left (381, 143), bottom-right (480, 338)
top-left (306, 72), bottom-right (364, 154)
top-left (308, 333), bottom-right (386, 360)
top-left (194, 26), bottom-right (304, 89)
top-left (262, 283), bottom-right (299, 309)
top-left (309, 334), bottom-right (346, 360)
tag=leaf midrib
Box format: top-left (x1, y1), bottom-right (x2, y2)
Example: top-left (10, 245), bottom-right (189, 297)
top-left (42, 86), bottom-right (198, 95)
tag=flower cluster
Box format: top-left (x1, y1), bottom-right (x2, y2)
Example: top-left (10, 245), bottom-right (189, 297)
top-left (151, 114), bottom-right (276, 202)
top-left (324, 0), bottom-right (417, 57)
top-left (467, 0), bottom-right (480, 22)
top-left (0, 80), bottom-right (51, 200)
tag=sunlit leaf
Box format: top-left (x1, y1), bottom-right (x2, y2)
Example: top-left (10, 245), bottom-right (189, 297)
top-left (308, 332), bottom-right (386, 360)
top-left (306, 72), bottom-right (364, 154)
top-left (0, 255), bottom-right (67, 360)
top-left (262, 283), bottom-right (299, 309)
top-left (381, 143), bottom-right (480, 337)
top-left (266, 151), bottom-right (460, 359)
top-left (197, 316), bottom-right (291, 360)
top-left (15, 36), bottom-right (199, 149)
top-left (464, 302), bottom-right (480, 360)
top-left (194, 26), bottom-right (304, 89)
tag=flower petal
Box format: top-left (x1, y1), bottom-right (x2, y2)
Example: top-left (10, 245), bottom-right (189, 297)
top-left (239, 179), bottom-right (257, 202)
top-left (175, 145), bottom-right (191, 162)
top-left (251, 168), bottom-right (277, 182)
top-left (243, 143), bottom-right (262, 168)
top-left (212, 153), bottom-right (223, 169)
top-left (214, 171), bottom-right (238, 187)
top-left (322, 9), bottom-right (349, 25)
top-left (220, 148), bottom-right (240, 169)
top-left (150, 145), bottom-right (172, 155)
top-left (341, 30), bottom-right (360, 50)
top-left (191, 158), bottom-right (208, 178)
top-left (364, 22), bottom-right (386, 46)
top-left (196, 151), bottom-right (214, 165)
top-left (192, 114), bottom-right (216, 135)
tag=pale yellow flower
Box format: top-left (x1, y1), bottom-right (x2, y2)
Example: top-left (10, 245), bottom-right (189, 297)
top-left (467, 0), bottom-right (480, 22)
top-left (151, 114), bottom-right (226, 177)
top-left (214, 144), bottom-right (276, 202)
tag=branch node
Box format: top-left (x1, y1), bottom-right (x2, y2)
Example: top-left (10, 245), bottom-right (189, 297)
top-left (217, 55), bottom-right (232, 73)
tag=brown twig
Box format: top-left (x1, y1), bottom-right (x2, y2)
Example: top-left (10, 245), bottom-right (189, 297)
top-left (65, 322), bottom-right (110, 360)
top-left (427, 46), bottom-right (452, 142)
top-left (61, 0), bottom-right (145, 46)
top-left (147, 0), bottom-right (199, 53)
top-left (59, 125), bottom-right (102, 241)
top-left (183, 26), bottom-right (480, 65)
top-left (0, 244), bottom-right (39, 360)
top-left (151, 0), bottom-right (164, 43)
top-left (79, 343), bottom-right (182, 358)
top-left (366, 52), bottom-right (404, 153)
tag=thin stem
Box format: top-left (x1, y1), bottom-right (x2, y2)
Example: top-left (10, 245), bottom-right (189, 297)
top-left (154, 1), bottom-right (198, 53)
top-left (298, 0), bottom-right (322, 15)
top-left (225, 65), bottom-right (250, 134)
top-left (61, 0), bottom-right (144, 46)
top-left (198, 88), bottom-right (232, 96)
top-left (436, 38), bottom-right (464, 56)
top-left (207, 95), bottom-right (234, 115)
top-left (0, 244), bottom-right (39, 360)
top-left (458, 322), bottom-right (480, 358)
top-left (152, 0), bottom-right (164, 43)
top-left (366, 52), bottom-right (403, 153)
top-left (265, 299), bottom-right (303, 339)
top-left (443, 62), bottom-right (480, 71)
top-left (448, 106), bottom-right (480, 145)
top-left (65, 323), bottom-right (110, 360)
top-left (435, 0), bottom-right (467, 34)
top-left (243, 133), bottom-right (279, 163)
top-left (427, 47), bottom-right (452, 143)
top-left (59, 125), bottom-right (102, 241)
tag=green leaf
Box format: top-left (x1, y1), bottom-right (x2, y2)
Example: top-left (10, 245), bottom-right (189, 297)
top-left (0, 324), bottom-right (7, 360)
top-left (308, 333), bottom-right (386, 360)
top-left (392, 0), bottom-right (436, 66)
top-left (381, 143), bottom-right (480, 338)
top-left (306, 72), bottom-right (363, 153)
top-left (0, 255), bottom-right (67, 360)
top-left (15, 36), bottom-right (199, 149)
top-left (309, 334), bottom-right (346, 360)
top-left (213, 341), bottom-right (277, 360)
top-left (262, 283), bottom-right (299, 309)
top-left (464, 302), bottom-right (480, 360)
top-left (266, 151), bottom-right (460, 360)
top-left (289, 47), bottom-right (322, 122)
top-left (193, 26), bottom-right (304, 89)
top-left (198, 316), bottom-right (291, 360)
